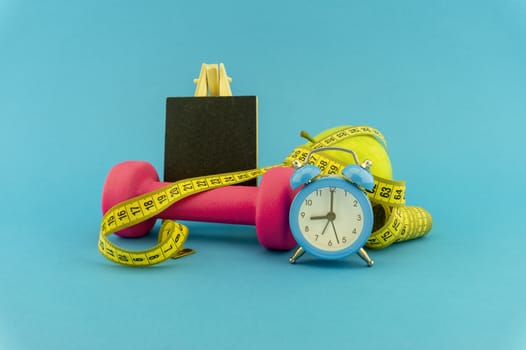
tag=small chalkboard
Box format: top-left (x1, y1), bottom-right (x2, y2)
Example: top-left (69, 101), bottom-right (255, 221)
top-left (164, 96), bottom-right (258, 185)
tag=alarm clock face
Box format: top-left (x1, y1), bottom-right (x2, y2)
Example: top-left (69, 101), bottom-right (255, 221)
top-left (290, 177), bottom-right (373, 259)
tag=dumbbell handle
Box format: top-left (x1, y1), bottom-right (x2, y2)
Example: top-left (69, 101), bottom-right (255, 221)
top-left (139, 181), bottom-right (258, 225)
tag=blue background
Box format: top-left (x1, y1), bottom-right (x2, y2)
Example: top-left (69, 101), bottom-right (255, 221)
top-left (1, 0), bottom-right (525, 349)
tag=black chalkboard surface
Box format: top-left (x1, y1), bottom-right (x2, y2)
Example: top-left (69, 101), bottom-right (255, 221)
top-left (164, 96), bottom-right (258, 185)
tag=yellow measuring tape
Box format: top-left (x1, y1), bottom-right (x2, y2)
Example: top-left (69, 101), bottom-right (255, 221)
top-left (98, 125), bottom-right (432, 266)
top-left (98, 167), bottom-right (273, 266)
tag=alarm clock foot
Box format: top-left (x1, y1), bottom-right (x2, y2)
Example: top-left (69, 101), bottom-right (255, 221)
top-left (289, 247), bottom-right (305, 264)
top-left (358, 248), bottom-right (374, 267)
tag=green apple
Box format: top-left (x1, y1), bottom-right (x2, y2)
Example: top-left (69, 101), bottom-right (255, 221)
top-left (304, 125), bottom-right (393, 180)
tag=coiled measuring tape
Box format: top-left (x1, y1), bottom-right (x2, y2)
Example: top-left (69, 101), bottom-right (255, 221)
top-left (98, 125), bottom-right (432, 266)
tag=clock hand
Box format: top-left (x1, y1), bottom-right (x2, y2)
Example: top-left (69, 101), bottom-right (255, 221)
top-left (327, 188), bottom-right (339, 243)
top-left (320, 219), bottom-right (330, 236)
top-left (330, 221), bottom-right (340, 244)
top-left (330, 187), bottom-right (335, 213)
top-left (310, 215), bottom-right (329, 220)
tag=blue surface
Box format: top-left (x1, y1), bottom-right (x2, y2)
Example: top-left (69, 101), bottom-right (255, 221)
top-left (1, 1), bottom-right (525, 349)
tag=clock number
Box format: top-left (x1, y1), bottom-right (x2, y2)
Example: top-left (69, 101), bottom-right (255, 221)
top-left (304, 225), bottom-right (310, 232)
top-left (353, 200), bottom-right (358, 207)
top-left (315, 189), bottom-right (322, 197)
top-left (304, 199), bottom-right (313, 206)
top-left (356, 214), bottom-right (362, 221)
top-left (314, 234), bottom-right (319, 241)
top-left (300, 212), bottom-right (306, 218)
top-left (352, 228), bottom-right (357, 234)
top-left (328, 240), bottom-right (333, 246)
top-left (342, 237), bottom-right (347, 244)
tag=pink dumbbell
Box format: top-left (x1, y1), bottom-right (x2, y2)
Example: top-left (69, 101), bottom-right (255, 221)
top-left (101, 161), bottom-right (297, 250)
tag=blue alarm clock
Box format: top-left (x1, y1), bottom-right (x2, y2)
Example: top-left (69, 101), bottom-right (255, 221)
top-left (288, 147), bottom-right (375, 266)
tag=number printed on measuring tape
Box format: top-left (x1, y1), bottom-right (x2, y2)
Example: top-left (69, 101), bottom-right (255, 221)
top-left (365, 179), bottom-right (406, 207)
top-left (98, 220), bottom-right (189, 266)
top-left (311, 126), bottom-right (388, 150)
top-left (366, 206), bottom-right (432, 249)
